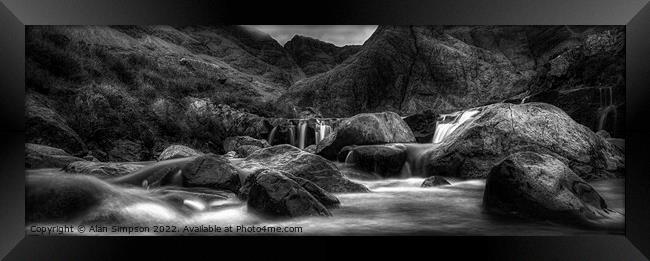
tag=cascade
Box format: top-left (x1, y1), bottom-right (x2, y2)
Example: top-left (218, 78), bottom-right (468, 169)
top-left (596, 87), bottom-right (617, 134)
top-left (267, 126), bottom-right (278, 145)
top-left (431, 110), bottom-right (480, 143)
top-left (298, 120), bottom-right (308, 149)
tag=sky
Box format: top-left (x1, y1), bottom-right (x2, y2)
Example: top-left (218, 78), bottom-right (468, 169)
top-left (244, 25), bottom-right (378, 47)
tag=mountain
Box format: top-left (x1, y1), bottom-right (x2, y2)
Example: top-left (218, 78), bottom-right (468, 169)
top-left (280, 25), bottom-right (624, 135)
top-left (284, 35), bottom-right (361, 76)
top-left (25, 25), bottom-right (625, 162)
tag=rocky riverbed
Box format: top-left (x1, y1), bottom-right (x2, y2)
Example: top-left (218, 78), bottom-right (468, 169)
top-left (25, 102), bottom-right (625, 235)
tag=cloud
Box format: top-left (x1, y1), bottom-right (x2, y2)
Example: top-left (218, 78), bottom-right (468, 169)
top-left (243, 25), bottom-right (378, 46)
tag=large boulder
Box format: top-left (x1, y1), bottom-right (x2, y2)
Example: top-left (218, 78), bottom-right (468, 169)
top-left (315, 112), bottom-right (415, 160)
top-left (26, 174), bottom-right (112, 223)
top-left (223, 136), bottom-right (270, 157)
top-left (235, 144), bottom-right (369, 193)
top-left (422, 103), bottom-right (624, 180)
top-left (25, 95), bottom-right (86, 154)
top-left (158, 144), bottom-right (203, 161)
top-left (344, 144), bottom-right (408, 177)
top-left (63, 161), bottom-right (145, 177)
top-left (181, 154), bottom-right (241, 193)
top-left (243, 169), bottom-right (332, 218)
top-left (25, 143), bottom-right (85, 169)
top-left (484, 151), bottom-right (623, 228)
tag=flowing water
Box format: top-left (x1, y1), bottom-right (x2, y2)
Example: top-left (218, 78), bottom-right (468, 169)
top-left (26, 167), bottom-right (624, 236)
top-left (431, 110), bottom-right (480, 143)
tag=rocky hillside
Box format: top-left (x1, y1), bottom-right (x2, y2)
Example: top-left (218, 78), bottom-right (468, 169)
top-left (284, 35), bottom-right (361, 76)
top-left (280, 25), bottom-right (625, 136)
top-left (25, 25), bottom-right (307, 161)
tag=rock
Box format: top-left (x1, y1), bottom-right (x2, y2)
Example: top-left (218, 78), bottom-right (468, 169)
top-left (403, 110), bottom-right (438, 143)
top-left (236, 145), bottom-right (263, 157)
top-left (223, 136), bottom-right (270, 152)
top-left (484, 151), bottom-right (623, 228)
top-left (63, 161), bottom-right (145, 177)
top-left (107, 139), bottom-right (143, 162)
top-left (25, 95), bottom-right (86, 154)
top-left (26, 174), bottom-right (112, 222)
top-left (243, 169), bottom-right (331, 218)
top-left (606, 138), bottom-right (625, 154)
top-left (224, 151), bottom-right (238, 158)
top-left (421, 176), bottom-right (451, 187)
top-left (344, 144), bottom-right (408, 177)
top-left (108, 156), bottom-right (197, 187)
top-left (423, 103), bottom-right (624, 181)
top-left (158, 144), bottom-right (203, 161)
top-left (236, 144), bottom-right (369, 193)
top-left (596, 130), bottom-right (611, 139)
top-left (282, 173), bottom-right (340, 208)
top-left (315, 112), bottom-right (416, 160)
top-left (25, 143), bottom-right (86, 169)
top-left (181, 154), bottom-right (241, 193)
top-left (303, 145), bottom-right (317, 154)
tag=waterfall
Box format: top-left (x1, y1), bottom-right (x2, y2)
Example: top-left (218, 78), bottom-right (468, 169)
top-left (289, 125), bottom-right (296, 147)
top-left (315, 119), bottom-right (332, 144)
top-left (267, 126), bottom-right (278, 145)
top-left (431, 110), bottom-right (480, 143)
top-left (298, 120), bottom-right (308, 149)
top-left (596, 87), bottom-right (617, 134)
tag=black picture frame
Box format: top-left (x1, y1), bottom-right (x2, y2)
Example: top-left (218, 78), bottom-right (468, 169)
top-left (1, 0), bottom-right (649, 259)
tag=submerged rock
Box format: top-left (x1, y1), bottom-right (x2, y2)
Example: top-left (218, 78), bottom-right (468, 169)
top-left (421, 176), bottom-right (451, 187)
top-left (315, 112), bottom-right (415, 160)
top-left (484, 151), bottom-right (623, 228)
top-left (423, 102), bottom-right (624, 180)
top-left (25, 143), bottom-right (85, 169)
top-left (244, 169), bottom-right (332, 218)
top-left (181, 154), bottom-right (241, 193)
top-left (158, 144), bottom-right (203, 161)
top-left (344, 144), bottom-right (408, 177)
top-left (63, 161), bottom-right (144, 177)
top-left (236, 144), bottom-right (369, 193)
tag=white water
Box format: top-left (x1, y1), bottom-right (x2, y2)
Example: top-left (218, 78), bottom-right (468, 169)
top-left (297, 121), bottom-right (308, 149)
top-left (431, 110), bottom-right (480, 143)
top-left (26, 168), bottom-right (624, 236)
top-left (268, 119), bottom-right (332, 147)
top-left (597, 87), bottom-right (617, 133)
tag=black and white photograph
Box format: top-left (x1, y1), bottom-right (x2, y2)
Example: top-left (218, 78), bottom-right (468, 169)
top-left (24, 25), bottom-right (626, 236)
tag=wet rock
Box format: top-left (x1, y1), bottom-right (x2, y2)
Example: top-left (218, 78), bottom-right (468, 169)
top-left (63, 161), bottom-right (145, 177)
top-left (303, 145), bottom-right (317, 154)
top-left (315, 112), bottom-right (415, 160)
top-left (181, 154), bottom-right (241, 193)
top-left (25, 143), bottom-right (85, 169)
top-left (282, 173), bottom-right (340, 208)
top-left (158, 144), bottom-right (203, 161)
top-left (484, 151), bottom-right (623, 228)
top-left (244, 169), bottom-right (332, 218)
top-left (421, 176), bottom-right (451, 187)
top-left (606, 138), bottom-right (624, 154)
top-left (424, 103), bottom-right (624, 180)
top-left (345, 144), bottom-right (408, 177)
top-left (236, 144), bottom-right (369, 193)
